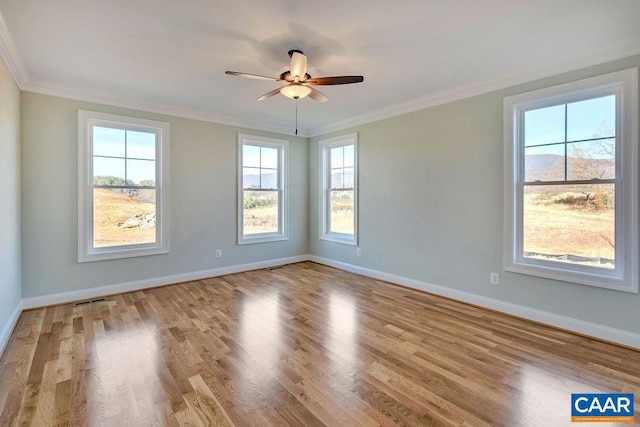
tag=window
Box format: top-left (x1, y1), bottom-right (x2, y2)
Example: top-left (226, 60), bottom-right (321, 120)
top-left (78, 111), bottom-right (169, 262)
top-left (238, 134), bottom-right (288, 244)
top-left (504, 68), bottom-right (638, 292)
top-left (320, 133), bottom-right (358, 245)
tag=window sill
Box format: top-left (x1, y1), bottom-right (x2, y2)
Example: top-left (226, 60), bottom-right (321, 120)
top-left (320, 234), bottom-right (357, 246)
top-left (238, 234), bottom-right (288, 245)
top-left (504, 259), bottom-right (636, 293)
top-left (79, 245), bottom-right (169, 263)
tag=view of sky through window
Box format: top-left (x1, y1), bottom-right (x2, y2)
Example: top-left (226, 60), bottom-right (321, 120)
top-left (93, 127), bottom-right (156, 185)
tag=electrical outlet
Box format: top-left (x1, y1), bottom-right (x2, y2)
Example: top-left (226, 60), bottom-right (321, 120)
top-left (490, 272), bottom-right (500, 285)
top-left (215, 249), bottom-right (222, 258)
top-left (356, 247), bottom-right (362, 256)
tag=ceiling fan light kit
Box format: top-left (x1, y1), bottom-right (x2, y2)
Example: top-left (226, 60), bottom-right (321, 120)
top-left (280, 83), bottom-right (312, 100)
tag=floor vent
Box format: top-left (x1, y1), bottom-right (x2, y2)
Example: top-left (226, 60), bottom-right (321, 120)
top-left (74, 298), bottom-right (107, 307)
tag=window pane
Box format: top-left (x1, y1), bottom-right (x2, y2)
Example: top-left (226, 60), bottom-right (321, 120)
top-left (331, 168), bottom-right (343, 189)
top-left (524, 104), bottom-right (565, 146)
top-left (243, 190), bottom-right (278, 235)
top-left (567, 95), bottom-right (615, 142)
top-left (93, 126), bottom-right (125, 157)
top-left (524, 144), bottom-right (565, 182)
top-left (243, 145), bottom-right (261, 167)
top-left (330, 190), bottom-right (354, 235)
top-left (93, 188), bottom-right (157, 248)
top-left (261, 169), bottom-right (278, 189)
top-left (331, 146), bottom-right (344, 168)
top-left (567, 139), bottom-right (615, 180)
top-left (343, 167), bottom-right (354, 188)
top-left (523, 184), bottom-right (615, 268)
top-left (243, 167), bottom-right (260, 189)
top-left (93, 157), bottom-right (125, 184)
top-left (261, 147), bottom-right (278, 169)
top-left (343, 144), bottom-right (355, 167)
top-left (126, 131), bottom-right (156, 160)
top-left (127, 159), bottom-right (156, 186)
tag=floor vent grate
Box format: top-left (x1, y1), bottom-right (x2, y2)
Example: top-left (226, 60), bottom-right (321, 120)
top-left (74, 298), bottom-right (107, 307)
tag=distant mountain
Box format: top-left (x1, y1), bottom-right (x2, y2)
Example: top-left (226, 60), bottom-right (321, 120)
top-left (525, 154), bottom-right (615, 182)
top-left (243, 172), bottom-right (277, 189)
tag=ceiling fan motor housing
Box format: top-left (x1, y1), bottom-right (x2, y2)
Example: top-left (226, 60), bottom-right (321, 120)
top-left (280, 71), bottom-right (312, 82)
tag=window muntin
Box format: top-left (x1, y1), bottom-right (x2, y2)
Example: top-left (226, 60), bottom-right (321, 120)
top-left (320, 133), bottom-right (358, 244)
top-left (522, 95), bottom-right (616, 269)
top-left (78, 111), bottom-right (169, 262)
top-left (238, 134), bottom-right (288, 244)
top-left (504, 68), bottom-right (638, 292)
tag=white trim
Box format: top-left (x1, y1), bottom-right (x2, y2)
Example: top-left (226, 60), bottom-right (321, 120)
top-left (22, 255), bottom-right (308, 309)
top-left (0, 300), bottom-right (23, 358)
top-left (78, 110), bottom-right (170, 262)
top-left (0, 10), bottom-right (28, 87)
top-left (307, 42), bottom-right (640, 137)
top-left (12, 254), bottom-right (640, 349)
top-left (0, 6), bottom-right (635, 139)
top-left (503, 68), bottom-right (638, 293)
top-left (22, 77), bottom-right (308, 137)
top-left (237, 134), bottom-right (289, 245)
top-left (319, 133), bottom-right (358, 245)
top-left (308, 255), bottom-right (640, 349)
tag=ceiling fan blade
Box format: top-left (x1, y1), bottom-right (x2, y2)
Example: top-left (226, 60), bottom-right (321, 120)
top-left (289, 51), bottom-right (307, 81)
top-left (305, 76), bottom-right (364, 85)
top-left (307, 87), bottom-right (328, 103)
top-left (225, 71), bottom-right (281, 81)
top-left (256, 87), bottom-right (282, 101)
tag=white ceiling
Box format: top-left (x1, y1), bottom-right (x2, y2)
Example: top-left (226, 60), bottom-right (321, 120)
top-left (1, 0), bottom-right (639, 136)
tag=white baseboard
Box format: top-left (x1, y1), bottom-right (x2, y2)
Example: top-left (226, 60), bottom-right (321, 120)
top-left (0, 299), bottom-right (23, 357)
top-left (308, 255), bottom-right (640, 349)
top-left (22, 255), bottom-right (308, 309)
top-left (14, 254), bottom-right (640, 350)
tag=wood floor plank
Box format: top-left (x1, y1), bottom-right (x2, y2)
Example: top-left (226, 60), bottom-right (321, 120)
top-left (1, 261), bottom-right (639, 426)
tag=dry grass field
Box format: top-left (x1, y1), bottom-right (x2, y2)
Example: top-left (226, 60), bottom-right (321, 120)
top-left (523, 192), bottom-right (615, 265)
top-left (93, 188), bottom-right (156, 247)
top-left (243, 205), bottom-right (279, 235)
top-left (329, 209), bottom-right (354, 234)
top-left (94, 188), bottom-right (612, 267)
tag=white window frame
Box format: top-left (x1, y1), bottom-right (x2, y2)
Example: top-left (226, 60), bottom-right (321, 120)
top-left (237, 134), bottom-right (289, 245)
top-left (503, 68), bottom-right (638, 293)
top-left (319, 133), bottom-right (359, 245)
top-left (78, 110), bottom-right (170, 262)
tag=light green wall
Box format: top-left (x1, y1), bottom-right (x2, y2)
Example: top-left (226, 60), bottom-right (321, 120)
top-left (20, 93), bottom-right (308, 298)
top-left (0, 56), bottom-right (21, 329)
top-left (310, 55), bottom-right (640, 333)
top-left (16, 53), bottom-right (640, 335)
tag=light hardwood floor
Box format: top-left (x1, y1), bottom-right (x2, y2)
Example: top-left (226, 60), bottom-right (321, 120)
top-left (0, 262), bottom-right (638, 426)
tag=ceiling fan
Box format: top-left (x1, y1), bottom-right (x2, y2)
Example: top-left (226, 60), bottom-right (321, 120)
top-left (225, 49), bottom-right (364, 103)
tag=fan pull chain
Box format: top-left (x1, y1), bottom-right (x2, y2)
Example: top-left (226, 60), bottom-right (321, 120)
top-left (295, 98), bottom-right (298, 136)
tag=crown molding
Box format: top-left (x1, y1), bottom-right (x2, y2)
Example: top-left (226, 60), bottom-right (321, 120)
top-left (307, 42), bottom-right (640, 137)
top-left (1, 1), bottom-right (638, 141)
top-left (0, 7), bottom-right (304, 137)
top-left (22, 78), bottom-right (308, 137)
top-left (0, 9), bottom-right (28, 87)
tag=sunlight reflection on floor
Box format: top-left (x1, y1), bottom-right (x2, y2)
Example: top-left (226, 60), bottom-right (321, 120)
top-left (516, 364), bottom-right (602, 427)
top-left (92, 323), bottom-right (162, 422)
top-left (327, 291), bottom-right (360, 398)
top-left (238, 291), bottom-right (281, 406)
